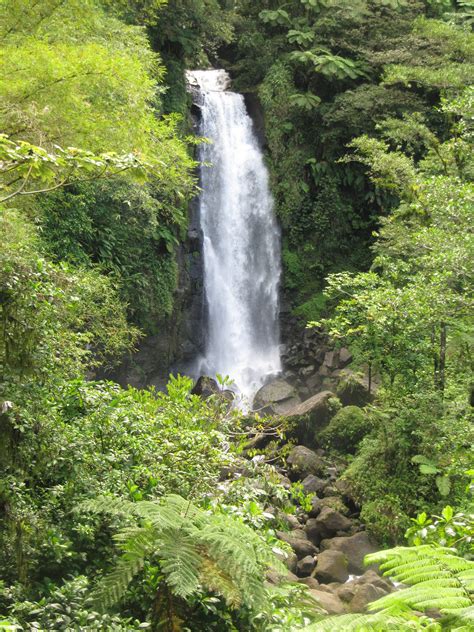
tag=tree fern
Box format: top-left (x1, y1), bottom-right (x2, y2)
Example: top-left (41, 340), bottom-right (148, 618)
top-left (81, 494), bottom-right (284, 615)
top-left (304, 545), bottom-right (474, 631)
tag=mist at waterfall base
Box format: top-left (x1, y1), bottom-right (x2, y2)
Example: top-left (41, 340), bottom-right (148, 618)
top-left (188, 70), bottom-right (281, 408)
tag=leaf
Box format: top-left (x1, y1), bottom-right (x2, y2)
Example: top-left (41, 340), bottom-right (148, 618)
top-left (437, 477), bottom-right (451, 497)
top-left (419, 463), bottom-right (440, 475)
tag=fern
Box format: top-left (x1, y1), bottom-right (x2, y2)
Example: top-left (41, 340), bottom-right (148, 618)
top-left (81, 494), bottom-right (284, 614)
top-left (304, 545), bottom-right (474, 631)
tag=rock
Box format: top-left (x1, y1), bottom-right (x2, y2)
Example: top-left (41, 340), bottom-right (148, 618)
top-left (276, 530), bottom-right (318, 559)
top-left (191, 375), bottom-right (220, 398)
top-left (305, 374), bottom-right (323, 392)
top-left (337, 582), bottom-right (357, 603)
top-left (315, 550), bottom-right (349, 584)
top-left (286, 391), bottom-right (336, 423)
top-left (266, 568), bottom-right (299, 585)
top-left (305, 518), bottom-right (323, 546)
top-left (338, 347), bottom-right (352, 368)
top-left (334, 478), bottom-right (356, 502)
top-left (287, 446), bottom-right (326, 478)
top-left (297, 555), bottom-right (317, 577)
top-left (253, 378), bottom-right (298, 414)
top-left (298, 577), bottom-right (320, 589)
top-left (336, 370), bottom-right (373, 407)
top-left (301, 474), bottom-right (327, 495)
top-left (358, 570), bottom-right (393, 594)
top-left (299, 365), bottom-right (316, 378)
top-left (349, 583), bottom-right (386, 613)
top-left (320, 532), bottom-right (379, 575)
top-left (318, 365), bottom-right (331, 377)
top-left (273, 548), bottom-right (298, 574)
top-left (314, 506), bottom-right (352, 538)
top-left (308, 589), bottom-right (346, 615)
top-left (277, 511), bottom-right (301, 530)
top-left (285, 391), bottom-right (338, 447)
top-left (309, 496), bottom-right (350, 518)
top-left (324, 351), bottom-right (338, 370)
top-left (323, 485), bottom-right (340, 497)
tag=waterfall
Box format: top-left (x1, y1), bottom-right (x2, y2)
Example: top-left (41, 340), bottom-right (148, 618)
top-left (187, 69), bottom-right (281, 406)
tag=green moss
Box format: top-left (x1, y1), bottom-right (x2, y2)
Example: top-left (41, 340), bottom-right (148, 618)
top-left (319, 405), bottom-right (369, 454)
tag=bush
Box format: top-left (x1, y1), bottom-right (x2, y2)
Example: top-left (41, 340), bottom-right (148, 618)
top-left (319, 406), bottom-right (369, 453)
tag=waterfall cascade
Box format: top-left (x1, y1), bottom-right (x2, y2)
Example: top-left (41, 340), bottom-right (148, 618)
top-left (187, 69), bottom-right (281, 406)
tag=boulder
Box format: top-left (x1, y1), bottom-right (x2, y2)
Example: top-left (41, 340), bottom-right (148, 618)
top-left (191, 376), bottom-right (220, 398)
top-left (358, 569), bottom-right (393, 594)
top-left (308, 589), bottom-right (346, 615)
top-left (277, 511), bottom-right (301, 530)
top-left (349, 583), bottom-right (386, 613)
top-left (337, 582), bottom-right (357, 603)
top-left (267, 568), bottom-right (299, 585)
top-left (298, 577), bottom-right (320, 589)
top-left (324, 351), bottom-right (338, 370)
top-left (319, 406), bottom-right (369, 454)
top-left (253, 378), bottom-right (301, 415)
top-left (320, 531), bottom-right (379, 575)
top-left (276, 529), bottom-right (318, 559)
top-left (297, 555), bottom-right (317, 577)
top-left (285, 391), bottom-right (338, 447)
top-left (286, 391), bottom-right (335, 423)
top-left (313, 507), bottom-right (352, 538)
top-left (301, 474), bottom-right (327, 496)
top-left (305, 374), bottom-right (323, 392)
top-left (315, 550), bottom-right (349, 584)
top-left (305, 518), bottom-right (323, 546)
top-left (309, 496), bottom-right (350, 518)
top-left (273, 547), bottom-right (298, 574)
top-left (287, 446), bottom-right (326, 478)
top-left (336, 370), bottom-right (373, 407)
top-left (338, 347), bottom-right (353, 368)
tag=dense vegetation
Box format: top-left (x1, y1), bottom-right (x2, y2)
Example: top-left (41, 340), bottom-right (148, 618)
top-left (1, 0), bottom-right (472, 630)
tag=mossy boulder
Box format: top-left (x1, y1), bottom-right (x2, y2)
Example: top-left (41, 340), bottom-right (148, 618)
top-left (336, 371), bottom-right (373, 407)
top-left (319, 406), bottom-right (370, 454)
top-left (285, 391), bottom-right (341, 448)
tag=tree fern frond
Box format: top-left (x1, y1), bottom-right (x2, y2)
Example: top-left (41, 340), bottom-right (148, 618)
top-left (200, 556), bottom-right (243, 608)
top-left (113, 526), bottom-right (158, 559)
top-left (79, 495), bottom-right (140, 517)
top-left (303, 611), bottom-right (428, 631)
top-left (157, 527), bottom-right (202, 598)
top-left (92, 554), bottom-right (146, 609)
top-left (81, 494), bottom-right (282, 617)
top-left (134, 495), bottom-right (205, 529)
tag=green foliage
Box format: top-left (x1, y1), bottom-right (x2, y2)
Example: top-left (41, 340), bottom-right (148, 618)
top-left (0, 135), bottom-right (149, 203)
top-left (0, 373), bottom-right (240, 592)
top-left (319, 406), bottom-right (370, 454)
top-left (38, 179), bottom-right (184, 330)
top-left (0, 207), bottom-right (137, 377)
top-left (0, 576), bottom-right (147, 630)
top-left (406, 504), bottom-right (474, 554)
top-left (82, 494), bottom-right (284, 617)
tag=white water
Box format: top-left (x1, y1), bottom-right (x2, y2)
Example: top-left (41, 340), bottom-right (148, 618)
top-left (187, 69), bottom-right (281, 405)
